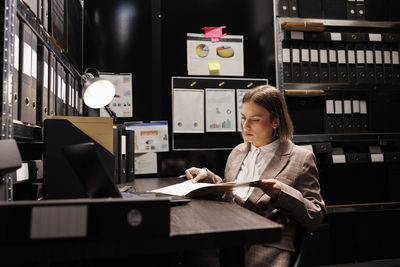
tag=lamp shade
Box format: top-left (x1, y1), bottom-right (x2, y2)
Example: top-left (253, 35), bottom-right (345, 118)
top-left (82, 77), bottom-right (115, 109)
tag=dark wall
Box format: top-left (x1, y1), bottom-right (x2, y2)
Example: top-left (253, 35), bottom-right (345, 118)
top-left (84, 0), bottom-right (276, 177)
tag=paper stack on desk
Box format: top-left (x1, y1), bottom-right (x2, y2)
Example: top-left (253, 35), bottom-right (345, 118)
top-left (150, 179), bottom-right (259, 199)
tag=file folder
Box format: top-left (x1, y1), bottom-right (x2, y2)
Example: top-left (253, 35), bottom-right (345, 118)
top-left (310, 43), bottom-right (320, 83)
top-left (20, 23), bottom-right (33, 124)
top-left (346, 43), bottom-right (357, 84)
top-left (31, 32), bottom-right (38, 125)
top-left (383, 45), bottom-right (392, 84)
top-left (12, 17), bottom-right (21, 120)
top-left (56, 62), bottom-right (64, 115)
top-left (319, 43), bottom-right (329, 83)
top-left (282, 41), bottom-right (292, 83)
top-left (291, 42), bottom-right (302, 82)
top-left (112, 126), bottom-right (121, 184)
top-left (356, 0), bottom-right (365, 20)
top-left (337, 44), bottom-right (348, 83)
top-left (300, 42), bottom-right (310, 83)
top-left (373, 42), bottom-right (384, 84)
top-left (325, 98), bottom-right (336, 133)
top-left (328, 44), bottom-right (338, 83)
top-left (355, 43), bottom-right (367, 84)
top-left (360, 99), bottom-right (368, 132)
top-left (48, 52), bottom-right (56, 116)
top-left (346, 0), bottom-right (357, 19)
top-left (67, 74), bottom-right (74, 116)
top-left (365, 43), bottom-right (375, 84)
top-left (343, 99), bottom-right (353, 133)
top-left (288, 0), bottom-right (299, 17)
top-left (334, 98), bottom-right (344, 133)
top-left (119, 128), bottom-right (135, 183)
top-left (278, 0), bottom-right (290, 17)
top-left (61, 67), bottom-right (67, 115)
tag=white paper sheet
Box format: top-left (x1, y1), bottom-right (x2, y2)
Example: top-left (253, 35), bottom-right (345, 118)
top-left (173, 89), bottom-right (204, 133)
top-left (187, 33), bottom-right (244, 76)
top-left (134, 152), bottom-right (158, 174)
top-left (236, 89), bottom-right (249, 132)
top-left (99, 73), bottom-right (133, 118)
top-left (206, 89), bottom-right (236, 132)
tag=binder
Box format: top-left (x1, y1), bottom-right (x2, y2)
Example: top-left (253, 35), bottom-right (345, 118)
top-left (300, 42), bottom-right (310, 83)
top-left (319, 43), bottom-right (329, 83)
top-left (365, 43), bottom-right (375, 84)
top-left (309, 42), bottom-right (320, 83)
top-left (12, 17), bottom-right (21, 120)
top-left (124, 129), bottom-right (135, 183)
top-left (282, 41), bottom-right (292, 83)
top-left (31, 32), bottom-right (38, 125)
top-left (392, 45), bottom-right (400, 85)
top-left (112, 126), bottom-right (121, 184)
top-left (373, 41), bottom-right (384, 84)
top-left (67, 74), bottom-right (74, 116)
top-left (325, 98), bottom-right (336, 133)
top-left (61, 67), bottom-right (67, 115)
top-left (351, 99), bottom-right (361, 132)
top-left (343, 99), bottom-right (353, 132)
top-left (48, 52), bottom-right (56, 116)
top-left (355, 43), bottom-right (367, 83)
top-left (42, 0), bottom-right (49, 31)
top-left (346, 0), bottom-right (357, 19)
top-left (328, 43), bottom-right (338, 83)
top-left (37, 45), bottom-right (49, 125)
top-left (74, 79), bottom-right (79, 115)
top-left (55, 62), bottom-right (64, 115)
top-left (383, 44), bottom-right (392, 84)
top-left (288, 0), bottom-right (299, 17)
top-left (346, 43), bottom-right (357, 84)
top-left (359, 99), bottom-right (368, 132)
top-left (322, 0), bottom-right (346, 19)
top-left (119, 129), bottom-right (127, 183)
top-left (334, 98), bottom-right (344, 133)
top-left (20, 23), bottom-right (33, 124)
top-left (291, 42), bottom-right (302, 82)
top-left (356, 0), bottom-right (365, 20)
top-left (278, 0), bottom-right (290, 17)
top-left (337, 43), bottom-right (348, 83)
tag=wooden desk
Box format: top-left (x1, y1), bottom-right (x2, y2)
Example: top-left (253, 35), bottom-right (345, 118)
top-left (0, 178), bottom-right (281, 266)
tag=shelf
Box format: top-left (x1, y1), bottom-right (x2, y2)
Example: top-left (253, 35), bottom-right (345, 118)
top-left (327, 202), bottom-right (400, 214)
top-left (283, 83), bottom-right (400, 93)
top-left (293, 132), bottom-right (400, 144)
top-left (17, 0), bottom-right (81, 80)
top-left (13, 121), bottom-right (42, 141)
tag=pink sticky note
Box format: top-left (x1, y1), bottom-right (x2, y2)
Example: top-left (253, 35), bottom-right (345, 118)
top-left (201, 26), bottom-right (227, 42)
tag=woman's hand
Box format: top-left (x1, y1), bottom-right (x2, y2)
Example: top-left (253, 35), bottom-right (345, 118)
top-left (252, 179), bottom-right (282, 199)
top-left (184, 167), bottom-right (208, 183)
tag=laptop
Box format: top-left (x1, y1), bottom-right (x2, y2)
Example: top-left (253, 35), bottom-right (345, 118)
top-left (62, 142), bottom-right (190, 205)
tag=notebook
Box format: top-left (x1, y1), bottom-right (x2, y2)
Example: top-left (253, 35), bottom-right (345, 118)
top-left (62, 142), bottom-right (190, 205)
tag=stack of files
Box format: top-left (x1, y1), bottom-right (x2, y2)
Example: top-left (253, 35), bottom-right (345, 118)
top-left (281, 21), bottom-right (325, 31)
top-left (113, 126), bottom-right (135, 184)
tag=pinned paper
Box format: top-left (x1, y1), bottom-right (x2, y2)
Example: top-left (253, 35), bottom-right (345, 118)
top-left (201, 26), bottom-right (227, 42)
top-left (208, 61), bottom-right (220, 73)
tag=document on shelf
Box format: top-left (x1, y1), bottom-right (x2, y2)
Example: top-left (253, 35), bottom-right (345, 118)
top-left (150, 179), bottom-right (260, 199)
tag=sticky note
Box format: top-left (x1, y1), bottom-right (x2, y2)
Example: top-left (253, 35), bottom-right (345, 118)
top-left (208, 61), bottom-right (220, 72)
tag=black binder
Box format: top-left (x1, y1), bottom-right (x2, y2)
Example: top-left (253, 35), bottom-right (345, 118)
top-left (356, 0), bottom-right (365, 20)
top-left (322, 0), bottom-right (346, 19)
top-left (392, 45), bottom-right (400, 85)
top-left (300, 42), bottom-right (310, 83)
top-left (291, 42), bottom-right (302, 83)
top-left (346, 43), bottom-right (357, 84)
top-left (37, 45), bottom-right (49, 125)
top-left (112, 126), bottom-right (121, 184)
top-left (334, 98), bottom-right (344, 133)
top-left (351, 99), bottom-right (361, 133)
top-left (373, 42), bottom-right (385, 84)
top-left (383, 44), bottom-right (393, 84)
top-left (48, 53), bottom-right (56, 116)
top-left (124, 128), bottom-right (135, 183)
top-left (346, 0), bottom-right (357, 19)
top-left (20, 23), bottom-right (33, 124)
top-left (12, 17), bottom-right (21, 120)
top-left (288, 0), bottom-right (299, 17)
top-left (337, 44), bottom-right (348, 83)
top-left (359, 99), bottom-right (368, 132)
top-left (283, 41), bottom-right (292, 83)
top-left (365, 43), bottom-right (375, 84)
top-left (355, 43), bottom-right (367, 84)
top-left (55, 61), bottom-right (64, 115)
top-left (325, 98), bottom-right (336, 133)
top-left (67, 74), bottom-right (74, 116)
top-left (309, 42), bottom-right (320, 83)
top-left (343, 99), bottom-right (353, 133)
top-left (278, 0), bottom-right (290, 17)
top-left (298, 0), bottom-right (322, 18)
top-left (319, 43), bottom-right (329, 83)
top-left (328, 43), bottom-right (338, 83)
top-left (31, 32), bottom-right (38, 125)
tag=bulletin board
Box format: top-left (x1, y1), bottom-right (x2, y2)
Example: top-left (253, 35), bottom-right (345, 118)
top-left (172, 76), bottom-right (268, 151)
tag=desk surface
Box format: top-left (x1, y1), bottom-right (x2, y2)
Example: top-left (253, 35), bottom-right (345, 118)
top-left (1, 178), bottom-right (281, 264)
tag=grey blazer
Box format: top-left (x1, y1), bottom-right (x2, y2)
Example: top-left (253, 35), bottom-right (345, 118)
top-left (204, 140), bottom-right (326, 252)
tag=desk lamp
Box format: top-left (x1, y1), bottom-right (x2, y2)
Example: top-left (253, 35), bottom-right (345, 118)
top-left (82, 68), bottom-right (117, 120)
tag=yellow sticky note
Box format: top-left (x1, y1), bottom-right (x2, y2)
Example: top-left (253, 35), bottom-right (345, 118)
top-left (208, 61), bottom-right (220, 72)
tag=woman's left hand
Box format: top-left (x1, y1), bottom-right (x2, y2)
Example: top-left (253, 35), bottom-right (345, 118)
top-left (252, 179), bottom-right (282, 199)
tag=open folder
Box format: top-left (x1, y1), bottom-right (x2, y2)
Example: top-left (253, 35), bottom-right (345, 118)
top-left (150, 179), bottom-right (259, 199)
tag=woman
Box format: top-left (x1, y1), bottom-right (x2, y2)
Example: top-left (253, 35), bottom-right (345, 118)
top-left (184, 85), bottom-right (326, 267)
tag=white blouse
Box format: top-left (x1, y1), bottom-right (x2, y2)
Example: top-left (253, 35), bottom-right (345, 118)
top-left (233, 139), bottom-right (280, 202)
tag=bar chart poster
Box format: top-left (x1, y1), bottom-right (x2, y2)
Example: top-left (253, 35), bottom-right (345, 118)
top-left (205, 89), bottom-right (236, 132)
top-left (236, 89), bottom-right (249, 132)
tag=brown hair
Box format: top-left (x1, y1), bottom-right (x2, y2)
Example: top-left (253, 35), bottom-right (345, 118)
top-left (242, 85), bottom-right (293, 143)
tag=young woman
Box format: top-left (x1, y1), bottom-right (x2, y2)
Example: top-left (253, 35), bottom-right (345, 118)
top-left (185, 85), bottom-right (326, 267)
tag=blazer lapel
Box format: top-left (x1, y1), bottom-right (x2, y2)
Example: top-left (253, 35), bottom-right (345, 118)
top-left (245, 141), bottom-right (294, 207)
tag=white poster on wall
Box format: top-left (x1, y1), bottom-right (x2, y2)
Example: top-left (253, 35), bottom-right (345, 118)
top-left (125, 121), bottom-right (169, 153)
top-left (205, 89), bottom-right (236, 132)
top-left (173, 89), bottom-right (204, 133)
top-left (236, 89), bottom-right (249, 132)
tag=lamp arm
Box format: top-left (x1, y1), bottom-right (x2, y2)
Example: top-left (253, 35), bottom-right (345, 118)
top-left (104, 105), bottom-right (117, 122)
